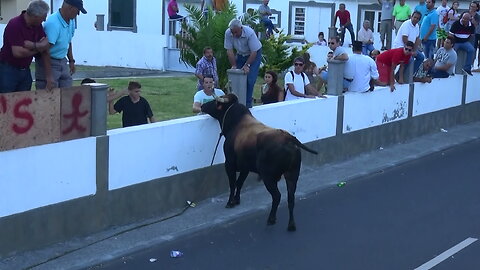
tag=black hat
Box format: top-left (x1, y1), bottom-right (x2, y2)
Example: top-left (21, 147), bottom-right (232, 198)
top-left (65, 0), bottom-right (87, 14)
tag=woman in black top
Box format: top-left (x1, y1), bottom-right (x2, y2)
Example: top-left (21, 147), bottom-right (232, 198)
top-left (260, 70), bottom-right (283, 104)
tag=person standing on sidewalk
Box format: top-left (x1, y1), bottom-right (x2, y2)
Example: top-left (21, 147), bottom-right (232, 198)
top-left (0, 0), bottom-right (53, 93)
top-left (35, 0), bottom-right (86, 90)
top-left (378, 0), bottom-right (395, 50)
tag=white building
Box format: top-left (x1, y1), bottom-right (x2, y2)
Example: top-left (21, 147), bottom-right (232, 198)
top-left (0, 0), bottom-right (473, 72)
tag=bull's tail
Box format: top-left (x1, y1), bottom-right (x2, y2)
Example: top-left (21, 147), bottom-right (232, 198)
top-left (290, 135), bottom-right (318, 155)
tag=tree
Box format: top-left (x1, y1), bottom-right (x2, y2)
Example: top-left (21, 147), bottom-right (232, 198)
top-left (176, 1), bottom-right (311, 89)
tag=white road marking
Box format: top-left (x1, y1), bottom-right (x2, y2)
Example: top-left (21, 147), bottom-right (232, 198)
top-left (414, 237), bottom-right (478, 270)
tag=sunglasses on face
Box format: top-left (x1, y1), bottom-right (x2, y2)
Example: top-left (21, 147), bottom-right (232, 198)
top-left (328, 42), bottom-right (336, 45)
top-left (294, 63), bottom-right (304, 66)
top-left (404, 47), bottom-right (413, 52)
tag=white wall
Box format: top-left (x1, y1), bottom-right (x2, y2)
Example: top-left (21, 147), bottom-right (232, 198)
top-left (343, 84), bottom-right (410, 133)
top-left (107, 96), bottom-right (338, 190)
top-left (413, 76), bottom-right (463, 116)
top-left (466, 75), bottom-right (480, 104)
top-left (0, 137), bottom-right (97, 218)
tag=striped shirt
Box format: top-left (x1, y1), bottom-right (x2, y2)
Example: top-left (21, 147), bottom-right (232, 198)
top-left (195, 56), bottom-right (219, 89)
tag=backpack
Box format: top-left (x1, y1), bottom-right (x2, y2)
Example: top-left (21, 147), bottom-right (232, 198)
top-left (284, 71), bottom-right (306, 101)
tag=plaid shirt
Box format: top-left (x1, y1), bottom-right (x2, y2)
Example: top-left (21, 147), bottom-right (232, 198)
top-left (195, 56), bottom-right (219, 89)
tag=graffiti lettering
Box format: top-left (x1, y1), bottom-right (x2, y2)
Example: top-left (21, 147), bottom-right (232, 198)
top-left (62, 92), bottom-right (88, 135)
top-left (12, 98), bottom-right (34, 134)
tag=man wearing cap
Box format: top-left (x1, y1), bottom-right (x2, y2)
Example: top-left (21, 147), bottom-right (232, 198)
top-left (35, 0), bottom-right (87, 90)
top-left (0, 0), bottom-right (53, 93)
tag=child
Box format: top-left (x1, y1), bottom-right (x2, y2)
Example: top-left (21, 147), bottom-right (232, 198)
top-left (260, 71), bottom-right (283, 104)
top-left (108, 81), bottom-right (156, 127)
top-left (315, 32), bottom-right (327, 46)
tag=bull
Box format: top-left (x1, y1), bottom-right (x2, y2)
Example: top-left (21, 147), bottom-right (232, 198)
top-left (201, 93), bottom-right (318, 231)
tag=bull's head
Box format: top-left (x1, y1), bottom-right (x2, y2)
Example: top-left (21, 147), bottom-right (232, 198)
top-left (201, 93), bottom-right (238, 120)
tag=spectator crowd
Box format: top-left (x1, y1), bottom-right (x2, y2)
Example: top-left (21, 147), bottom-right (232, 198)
top-left (1, 0), bottom-right (480, 128)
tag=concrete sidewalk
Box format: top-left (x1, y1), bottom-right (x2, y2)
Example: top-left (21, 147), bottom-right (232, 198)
top-left (2, 121), bottom-right (480, 270)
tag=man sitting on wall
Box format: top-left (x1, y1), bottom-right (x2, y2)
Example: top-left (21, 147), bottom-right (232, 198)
top-left (430, 36), bottom-right (457, 78)
top-left (449, 12), bottom-right (475, 76)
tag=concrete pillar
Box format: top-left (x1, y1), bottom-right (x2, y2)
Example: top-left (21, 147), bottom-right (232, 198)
top-left (403, 60), bottom-right (414, 84)
top-left (95, 14), bottom-right (105, 31)
top-left (227, 69), bottom-right (248, 106)
top-left (88, 83), bottom-right (108, 136)
top-left (328, 26), bottom-right (338, 39)
top-left (326, 59), bottom-right (346, 96)
top-left (455, 49), bottom-right (467, 75)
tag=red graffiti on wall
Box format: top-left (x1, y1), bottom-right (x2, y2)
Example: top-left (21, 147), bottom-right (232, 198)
top-left (62, 92), bottom-right (88, 135)
top-left (0, 96), bottom-right (7, 114)
top-left (12, 98), bottom-right (34, 134)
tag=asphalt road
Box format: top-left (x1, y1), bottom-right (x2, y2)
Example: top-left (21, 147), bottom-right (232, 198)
top-left (93, 139), bottom-right (480, 270)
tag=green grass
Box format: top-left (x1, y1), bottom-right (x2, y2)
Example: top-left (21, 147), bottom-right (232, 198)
top-left (74, 76), bottom-right (201, 130)
top-left (72, 75), bottom-right (325, 130)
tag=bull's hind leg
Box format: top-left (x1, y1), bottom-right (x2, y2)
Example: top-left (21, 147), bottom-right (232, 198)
top-left (232, 170), bottom-right (249, 205)
top-left (263, 179), bottom-right (281, 225)
top-left (284, 168), bottom-right (300, 232)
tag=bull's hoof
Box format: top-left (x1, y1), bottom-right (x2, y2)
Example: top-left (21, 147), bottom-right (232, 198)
top-left (225, 202), bottom-right (236, 208)
top-left (267, 218), bottom-right (276, 225)
top-left (287, 223), bottom-right (297, 232)
top-left (232, 198), bottom-right (240, 205)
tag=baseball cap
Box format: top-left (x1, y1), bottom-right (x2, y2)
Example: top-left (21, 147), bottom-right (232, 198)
top-left (65, 0), bottom-right (87, 14)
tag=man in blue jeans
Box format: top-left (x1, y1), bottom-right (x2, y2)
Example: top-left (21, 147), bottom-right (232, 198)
top-left (0, 0), bottom-right (53, 93)
top-left (258, 0), bottom-right (278, 38)
top-left (430, 36), bottom-right (457, 78)
top-left (449, 12), bottom-right (475, 76)
top-left (224, 19), bottom-right (262, 108)
top-left (420, 0), bottom-right (438, 59)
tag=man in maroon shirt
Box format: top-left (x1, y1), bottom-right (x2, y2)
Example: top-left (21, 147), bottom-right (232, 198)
top-left (0, 0), bottom-right (53, 93)
top-left (376, 41), bottom-right (414, 91)
top-left (334, 3), bottom-right (355, 46)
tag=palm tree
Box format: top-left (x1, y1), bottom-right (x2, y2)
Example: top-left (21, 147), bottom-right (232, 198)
top-left (176, 1), bottom-right (310, 89)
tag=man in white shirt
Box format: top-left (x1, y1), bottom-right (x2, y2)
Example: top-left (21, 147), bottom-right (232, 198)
top-left (392, 10), bottom-right (424, 73)
top-left (344, 41), bottom-right (381, 93)
top-left (284, 57), bottom-right (319, 101)
top-left (358, 20), bottom-right (375, 55)
top-left (193, 75), bottom-right (225, 113)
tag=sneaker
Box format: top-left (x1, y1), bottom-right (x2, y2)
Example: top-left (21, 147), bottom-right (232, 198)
top-left (381, 46), bottom-right (387, 51)
top-left (463, 68), bottom-right (473, 76)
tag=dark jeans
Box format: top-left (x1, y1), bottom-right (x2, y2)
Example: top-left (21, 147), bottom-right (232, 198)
top-left (0, 62), bottom-right (32, 93)
top-left (235, 49), bottom-right (262, 108)
top-left (261, 18), bottom-right (275, 36)
top-left (430, 68), bottom-right (450, 78)
top-left (340, 23), bottom-right (355, 45)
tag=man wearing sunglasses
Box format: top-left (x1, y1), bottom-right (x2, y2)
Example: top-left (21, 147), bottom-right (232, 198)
top-left (392, 11), bottom-right (424, 74)
top-left (376, 41), bottom-right (414, 91)
top-left (35, 0), bottom-right (86, 90)
top-left (284, 57), bottom-right (319, 101)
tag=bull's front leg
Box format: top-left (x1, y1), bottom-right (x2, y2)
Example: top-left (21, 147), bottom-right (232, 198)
top-left (225, 162), bottom-right (237, 208)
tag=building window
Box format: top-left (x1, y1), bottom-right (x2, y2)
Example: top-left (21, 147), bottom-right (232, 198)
top-left (293, 7), bottom-right (305, 36)
top-left (108, 0), bottom-right (137, 32)
top-left (363, 10), bottom-right (381, 33)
